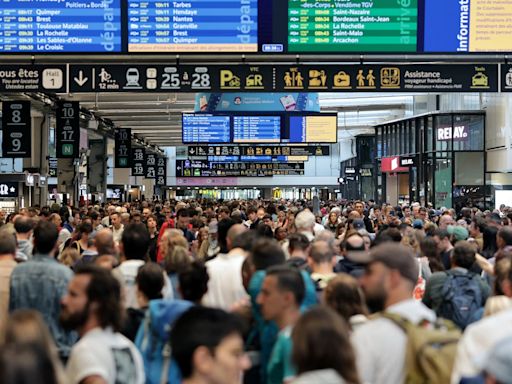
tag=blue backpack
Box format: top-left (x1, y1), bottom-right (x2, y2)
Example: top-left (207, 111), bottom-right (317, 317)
top-left (439, 272), bottom-right (484, 330)
top-left (135, 299), bottom-right (193, 384)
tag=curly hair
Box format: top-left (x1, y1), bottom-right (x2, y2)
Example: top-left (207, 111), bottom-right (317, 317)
top-left (74, 265), bottom-right (123, 332)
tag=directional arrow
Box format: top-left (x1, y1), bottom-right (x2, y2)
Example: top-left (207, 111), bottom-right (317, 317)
top-left (189, 148), bottom-right (195, 154)
top-left (74, 71), bottom-right (88, 87)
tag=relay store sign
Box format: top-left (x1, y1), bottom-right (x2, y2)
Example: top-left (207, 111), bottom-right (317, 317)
top-left (437, 125), bottom-right (468, 141)
top-left (381, 156), bottom-right (409, 173)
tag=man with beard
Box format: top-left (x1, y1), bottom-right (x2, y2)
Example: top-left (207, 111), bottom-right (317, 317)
top-left (350, 242), bottom-right (436, 384)
top-left (60, 264), bottom-right (145, 384)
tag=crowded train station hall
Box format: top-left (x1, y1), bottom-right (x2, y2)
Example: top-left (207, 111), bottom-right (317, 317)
top-left (2, 0), bottom-right (512, 383)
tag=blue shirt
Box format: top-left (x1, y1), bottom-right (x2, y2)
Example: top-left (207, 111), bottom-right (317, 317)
top-left (9, 253), bottom-right (77, 358)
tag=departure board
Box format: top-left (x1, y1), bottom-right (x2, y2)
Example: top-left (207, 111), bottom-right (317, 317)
top-left (233, 116), bottom-right (281, 143)
top-left (128, 0), bottom-right (258, 52)
top-left (0, 0), bottom-right (122, 53)
top-left (288, 115), bottom-right (337, 143)
top-left (287, 0), bottom-right (418, 52)
top-left (182, 114), bottom-right (231, 144)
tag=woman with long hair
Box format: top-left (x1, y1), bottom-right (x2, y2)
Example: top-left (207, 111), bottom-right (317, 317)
top-left (420, 236), bottom-right (445, 273)
top-left (291, 306), bottom-right (360, 384)
top-left (1, 309), bottom-right (66, 384)
top-left (323, 274), bottom-right (369, 330)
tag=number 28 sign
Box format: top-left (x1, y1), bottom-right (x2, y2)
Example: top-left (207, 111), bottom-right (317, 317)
top-left (2, 101), bottom-right (31, 158)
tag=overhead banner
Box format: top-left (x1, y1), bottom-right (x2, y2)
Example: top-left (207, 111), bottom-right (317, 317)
top-left (177, 160), bottom-right (305, 177)
top-left (194, 93), bottom-right (320, 112)
top-left (145, 153), bottom-right (157, 179)
top-left (187, 145), bottom-right (329, 157)
top-left (114, 128), bottom-right (131, 168)
top-left (67, 64), bottom-right (498, 93)
top-left (0, 64), bottom-right (501, 93)
top-left (2, 100), bottom-right (31, 158)
top-left (56, 101), bottom-right (80, 158)
top-left (131, 147), bottom-right (146, 176)
top-left (156, 157), bottom-right (167, 186)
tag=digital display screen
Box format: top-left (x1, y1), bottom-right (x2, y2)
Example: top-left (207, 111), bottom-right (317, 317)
top-left (0, 0), bottom-right (122, 53)
top-left (287, 0), bottom-right (418, 53)
top-left (182, 114), bottom-right (231, 144)
top-left (288, 114), bottom-right (337, 143)
top-left (128, 0), bottom-right (258, 52)
top-left (233, 116), bottom-right (281, 143)
top-left (424, 0), bottom-right (512, 52)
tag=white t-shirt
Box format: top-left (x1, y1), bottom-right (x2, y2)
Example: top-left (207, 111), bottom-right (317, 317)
top-left (202, 249), bottom-right (248, 310)
top-left (451, 308), bottom-right (512, 384)
top-left (114, 260), bottom-right (145, 309)
top-left (66, 327), bottom-right (145, 384)
top-left (351, 299), bottom-right (436, 384)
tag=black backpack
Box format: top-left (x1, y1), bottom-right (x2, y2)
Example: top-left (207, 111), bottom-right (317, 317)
top-left (439, 272), bottom-right (484, 330)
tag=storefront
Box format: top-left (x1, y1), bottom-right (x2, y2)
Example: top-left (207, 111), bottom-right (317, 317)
top-left (339, 135), bottom-right (376, 201)
top-left (375, 111), bottom-right (486, 209)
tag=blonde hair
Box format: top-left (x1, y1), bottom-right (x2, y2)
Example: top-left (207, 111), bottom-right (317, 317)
top-left (59, 247), bottom-right (80, 267)
top-left (165, 245), bottom-right (192, 275)
top-left (484, 295), bottom-right (512, 317)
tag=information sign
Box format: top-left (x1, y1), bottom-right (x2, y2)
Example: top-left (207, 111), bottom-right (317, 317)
top-left (287, 0), bottom-right (418, 52)
top-left (2, 101), bottom-right (31, 158)
top-left (114, 128), bottom-right (131, 168)
top-left (56, 101), bottom-right (80, 158)
top-left (128, 0), bottom-right (258, 53)
top-left (182, 114), bottom-right (231, 143)
top-left (0, 0), bottom-right (122, 53)
top-left (155, 156), bottom-right (167, 186)
top-left (145, 153), bottom-right (157, 179)
top-left (131, 147), bottom-right (146, 176)
top-left (233, 116), bottom-right (281, 143)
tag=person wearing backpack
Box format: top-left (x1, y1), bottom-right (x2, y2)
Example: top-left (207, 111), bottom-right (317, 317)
top-left (422, 241), bottom-right (490, 329)
top-left (351, 242), bottom-right (460, 384)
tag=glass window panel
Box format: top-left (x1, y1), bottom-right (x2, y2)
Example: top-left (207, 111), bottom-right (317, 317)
top-left (435, 115), bottom-right (452, 152)
top-left (455, 152), bottom-right (484, 185)
top-left (435, 158), bottom-right (452, 208)
top-left (453, 114), bottom-right (484, 151)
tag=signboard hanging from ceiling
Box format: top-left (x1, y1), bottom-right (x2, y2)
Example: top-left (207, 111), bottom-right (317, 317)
top-left (66, 64), bottom-right (499, 93)
top-left (114, 128), bottom-right (131, 168)
top-left (2, 100), bottom-right (31, 158)
top-left (56, 101), bottom-right (80, 159)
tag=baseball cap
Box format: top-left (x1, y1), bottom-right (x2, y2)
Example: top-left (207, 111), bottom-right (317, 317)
top-left (447, 225), bottom-right (469, 242)
top-left (479, 336), bottom-right (512, 384)
top-left (345, 242), bottom-right (419, 285)
top-left (412, 219), bottom-right (424, 229)
top-left (352, 219), bottom-right (365, 230)
top-left (208, 220), bottom-right (218, 234)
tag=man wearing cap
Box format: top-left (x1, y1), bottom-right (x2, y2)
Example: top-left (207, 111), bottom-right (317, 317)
top-left (351, 242), bottom-right (436, 384)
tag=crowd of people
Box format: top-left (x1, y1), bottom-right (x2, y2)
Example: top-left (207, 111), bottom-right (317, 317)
top-left (1, 198), bottom-right (512, 383)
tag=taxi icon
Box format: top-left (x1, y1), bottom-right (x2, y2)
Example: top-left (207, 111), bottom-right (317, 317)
top-left (472, 72), bottom-right (488, 87)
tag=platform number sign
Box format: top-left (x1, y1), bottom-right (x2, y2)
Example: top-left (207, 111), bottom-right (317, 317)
top-left (56, 101), bottom-right (80, 158)
top-left (115, 128), bottom-right (131, 168)
top-left (145, 153), bottom-right (156, 179)
top-left (131, 147), bottom-right (146, 176)
top-left (2, 101), bottom-right (31, 158)
top-left (156, 157), bottom-right (167, 186)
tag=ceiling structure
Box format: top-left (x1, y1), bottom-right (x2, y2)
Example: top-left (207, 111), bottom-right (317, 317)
top-left (58, 92), bottom-right (419, 147)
